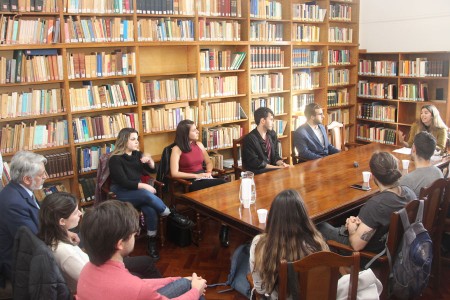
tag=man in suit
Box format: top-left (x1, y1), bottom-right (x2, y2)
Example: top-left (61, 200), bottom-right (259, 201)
top-left (242, 107), bottom-right (289, 174)
top-left (294, 103), bottom-right (340, 161)
top-left (0, 151), bottom-right (48, 292)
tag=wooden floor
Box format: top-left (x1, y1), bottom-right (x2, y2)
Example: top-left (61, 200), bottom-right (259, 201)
top-left (132, 218), bottom-right (450, 300)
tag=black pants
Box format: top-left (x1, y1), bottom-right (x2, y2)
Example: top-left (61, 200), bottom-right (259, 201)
top-left (124, 256), bottom-right (162, 279)
top-left (189, 178), bottom-right (226, 192)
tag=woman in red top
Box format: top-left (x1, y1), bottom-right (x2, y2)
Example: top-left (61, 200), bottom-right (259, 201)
top-left (170, 120), bottom-right (228, 246)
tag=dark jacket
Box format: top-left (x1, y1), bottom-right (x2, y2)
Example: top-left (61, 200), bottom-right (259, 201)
top-left (156, 143), bottom-right (176, 191)
top-left (242, 129), bottom-right (282, 174)
top-left (294, 123), bottom-right (339, 161)
top-left (95, 153), bottom-right (111, 205)
top-left (12, 226), bottom-right (71, 300)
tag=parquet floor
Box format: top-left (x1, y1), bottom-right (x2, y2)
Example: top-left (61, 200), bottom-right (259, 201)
top-left (132, 217), bottom-right (450, 300)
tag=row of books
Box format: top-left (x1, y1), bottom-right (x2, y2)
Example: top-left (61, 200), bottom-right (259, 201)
top-left (35, 183), bottom-right (68, 202)
top-left (69, 80), bottom-right (137, 111)
top-left (76, 144), bottom-right (114, 173)
top-left (251, 72), bottom-right (284, 94)
top-left (139, 18), bottom-right (194, 42)
top-left (292, 93), bottom-right (314, 113)
top-left (64, 16), bottom-right (134, 43)
top-left (140, 77), bottom-right (198, 104)
top-left (136, 0), bottom-right (195, 15)
top-left (398, 83), bottom-right (429, 101)
top-left (329, 49), bottom-right (351, 65)
top-left (356, 124), bottom-right (396, 145)
top-left (208, 152), bottom-right (224, 170)
top-left (327, 88), bottom-right (349, 107)
top-left (293, 24), bottom-right (320, 42)
top-left (44, 152), bottom-right (74, 178)
top-left (78, 176), bottom-right (96, 203)
top-left (327, 108), bottom-right (349, 125)
top-left (142, 104), bottom-right (198, 133)
top-left (250, 0), bottom-right (282, 20)
top-left (250, 46), bottom-right (284, 69)
top-left (199, 75), bottom-right (239, 98)
top-left (67, 51), bottom-right (136, 79)
top-left (329, 3), bottom-right (352, 21)
top-left (0, 50), bottom-right (63, 84)
top-left (328, 68), bottom-right (350, 86)
top-left (251, 96), bottom-right (285, 116)
top-left (274, 119), bottom-right (287, 136)
top-left (0, 16), bottom-right (60, 45)
top-left (66, 0), bottom-right (134, 14)
top-left (72, 113), bottom-right (138, 143)
top-left (201, 101), bottom-right (243, 124)
top-left (292, 71), bottom-right (319, 90)
top-left (0, 120), bottom-right (69, 153)
top-left (328, 27), bottom-right (353, 43)
top-left (200, 0), bottom-right (241, 17)
top-left (199, 19), bottom-right (241, 41)
top-left (399, 59), bottom-right (449, 77)
top-left (0, 89), bottom-right (64, 119)
top-left (358, 60), bottom-right (397, 76)
top-left (0, 0), bottom-right (57, 12)
top-left (292, 3), bottom-right (326, 22)
top-left (357, 81), bottom-right (398, 100)
top-left (357, 102), bottom-right (397, 122)
top-left (199, 49), bottom-right (245, 71)
top-left (292, 49), bottom-right (322, 67)
top-left (202, 125), bottom-right (242, 150)
top-left (249, 21), bottom-right (283, 42)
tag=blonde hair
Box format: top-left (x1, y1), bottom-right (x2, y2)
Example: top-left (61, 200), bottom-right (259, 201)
top-left (110, 128), bottom-right (138, 157)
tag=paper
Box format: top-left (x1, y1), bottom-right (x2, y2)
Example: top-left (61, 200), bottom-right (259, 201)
top-left (393, 147), bottom-right (411, 155)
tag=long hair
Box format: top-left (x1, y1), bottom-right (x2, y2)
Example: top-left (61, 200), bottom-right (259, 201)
top-left (38, 192), bottom-right (78, 249)
top-left (253, 190), bottom-right (329, 293)
top-left (369, 152), bottom-right (402, 186)
top-left (110, 127), bottom-right (138, 157)
top-left (174, 119), bottom-right (195, 153)
top-left (416, 104), bottom-right (448, 131)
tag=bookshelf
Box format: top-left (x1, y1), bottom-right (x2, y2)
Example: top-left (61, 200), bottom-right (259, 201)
top-left (0, 0), bottom-right (360, 207)
top-left (357, 51), bottom-right (450, 145)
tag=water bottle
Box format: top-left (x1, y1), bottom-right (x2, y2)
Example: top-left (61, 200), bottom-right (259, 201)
top-left (239, 171), bottom-right (256, 205)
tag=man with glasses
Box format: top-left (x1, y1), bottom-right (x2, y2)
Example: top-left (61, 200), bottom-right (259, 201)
top-left (294, 103), bottom-right (340, 161)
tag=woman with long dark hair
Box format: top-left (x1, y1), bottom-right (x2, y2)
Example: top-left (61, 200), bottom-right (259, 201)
top-left (250, 189), bottom-right (329, 299)
top-left (109, 128), bottom-right (170, 260)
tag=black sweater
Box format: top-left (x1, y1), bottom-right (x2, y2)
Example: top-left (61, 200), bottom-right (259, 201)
top-left (109, 151), bottom-right (154, 190)
top-left (242, 128), bottom-right (281, 174)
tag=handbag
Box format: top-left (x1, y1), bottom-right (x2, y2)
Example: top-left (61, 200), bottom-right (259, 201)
top-left (336, 268), bottom-right (383, 300)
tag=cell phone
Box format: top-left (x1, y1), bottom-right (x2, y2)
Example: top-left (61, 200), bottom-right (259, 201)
top-left (350, 184), bottom-right (371, 191)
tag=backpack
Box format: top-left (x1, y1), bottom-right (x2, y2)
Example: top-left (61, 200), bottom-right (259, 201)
top-left (208, 243), bottom-right (251, 298)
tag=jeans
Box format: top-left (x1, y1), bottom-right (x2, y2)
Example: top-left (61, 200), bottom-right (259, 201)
top-left (317, 222), bottom-right (351, 246)
top-left (111, 185), bottom-right (167, 232)
top-left (157, 278), bottom-right (205, 299)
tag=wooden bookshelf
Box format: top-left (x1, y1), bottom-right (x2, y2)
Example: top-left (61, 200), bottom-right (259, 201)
top-left (357, 51), bottom-right (450, 145)
top-left (0, 0), bottom-right (360, 206)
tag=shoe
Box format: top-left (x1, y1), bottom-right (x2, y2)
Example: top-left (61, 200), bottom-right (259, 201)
top-left (147, 236), bottom-right (160, 260)
top-left (169, 209), bottom-right (194, 227)
top-left (219, 225), bottom-right (229, 247)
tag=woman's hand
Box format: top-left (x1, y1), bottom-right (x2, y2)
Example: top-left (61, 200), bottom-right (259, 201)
top-left (67, 231), bottom-right (80, 245)
top-left (190, 273), bottom-right (207, 296)
top-left (398, 130), bottom-right (405, 143)
top-left (141, 153), bottom-right (155, 168)
top-left (196, 173), bottom-right (212, 179)
top-left (138, 182), bottom-right (156, 194)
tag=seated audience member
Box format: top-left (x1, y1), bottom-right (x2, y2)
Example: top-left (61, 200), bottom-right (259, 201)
top-left (242, 107), bottom-right (289, 174)
top-left (109, 127), bottom-right (170, 260)
top-left (38, 192), bottom-right (161, 294)
top-left (399, 131), bottom-right (443, 197)
top-left (76, 200), bottom-right (207, 300)
top-left (250, 189), bottom-right (329, 299)
top-left (318, 152), bottom-right (416, 252)
top-left (294, 103), bottom-right (340, 161)
top-left (399, 104), bottom-right (448, 153)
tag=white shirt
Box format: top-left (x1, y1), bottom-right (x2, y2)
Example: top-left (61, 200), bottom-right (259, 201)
top-left (308, 123), bottom-right (325, 147)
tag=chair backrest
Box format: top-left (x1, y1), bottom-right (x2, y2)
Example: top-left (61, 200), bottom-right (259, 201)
top-left (232, 135), bottom-right (245, 179)
top-left (419, 178), bottom-right (447, 234)
top-left (327, 121), bottom-right (346, 151)
top-left (290, 131), bottom-right (302, 165)
top-left (278, 251), bottom-right (360, 300)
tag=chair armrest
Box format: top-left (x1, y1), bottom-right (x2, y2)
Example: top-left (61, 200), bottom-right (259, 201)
top-left (327, 240), bottom-right (388, 262)
top-left (212, 168), bottom-right (226, 176)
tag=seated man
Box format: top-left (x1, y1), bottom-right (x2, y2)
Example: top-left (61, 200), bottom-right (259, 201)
top-left (399, 131), bottom-right (443, 197)
top-left (76, 200), bottom-right (207, 300)
top-left (294, 103), bottom-right (340, 161)
top-left (0, 151), bottom-right (48, 292)
top-left (242, 107), bottom-right (289, 174)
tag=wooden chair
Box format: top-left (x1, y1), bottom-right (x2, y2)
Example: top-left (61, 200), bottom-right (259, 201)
top-left (290, 130), bottom-right (304, 165)
top-left (327, 199), bottom-right (422, 300)
top-left (327, 121), bottom-right (360, 151)
top-left (232, 135), bottom-right (246, 179)
top-left (419, 178), bottom-right (450, 288)
top-left (278, 251), bottom-right (360, 300)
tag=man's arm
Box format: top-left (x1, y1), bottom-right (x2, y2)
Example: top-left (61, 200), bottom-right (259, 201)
top-left (294, 130), bottom-right (322, 161)
top-left (7, 204), bottom-right (39, 238)
top-left (347, 221), bottom-right (376, 251)
top-left (242, 135), bottom-right (267, 171)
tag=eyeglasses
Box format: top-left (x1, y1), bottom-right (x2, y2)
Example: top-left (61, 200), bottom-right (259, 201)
top-left (315, 113), bottom-right (324, 116)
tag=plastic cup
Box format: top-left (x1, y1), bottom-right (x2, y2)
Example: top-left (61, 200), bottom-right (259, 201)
top-left (402, 160), bottom-right (410, 170)
top-left (257, 209), bottom-right (268, 223)
top-left (362, 171), bottom-right (371, 183)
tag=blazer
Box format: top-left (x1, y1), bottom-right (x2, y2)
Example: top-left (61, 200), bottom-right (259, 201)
top-left (294, 123), bottom-right (340, 161)
top-left (0, 182), bottom-right (40, 285)
top-left (242, 128), bottom-right (282, 174)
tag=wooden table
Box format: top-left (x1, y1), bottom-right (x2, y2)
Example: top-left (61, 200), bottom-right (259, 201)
top-left (179, 143), bottom-right (450, 237)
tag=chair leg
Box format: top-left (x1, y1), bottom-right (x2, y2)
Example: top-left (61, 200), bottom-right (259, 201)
top-left (379, 265), bottom-right (390, 300)
top-left (159, 217), bottom-right (166, 247)
top-left (191, 212), bottom-right (202, 246)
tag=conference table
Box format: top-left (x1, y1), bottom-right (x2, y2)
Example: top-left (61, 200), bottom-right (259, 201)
top-left (179, 143), bottom-right (450, 238)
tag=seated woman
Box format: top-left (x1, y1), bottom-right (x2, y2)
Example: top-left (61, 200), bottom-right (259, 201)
top-left (170, 120), bottom-right (228, 245)
top-left (109, 128), bottom-right (170, 260)
top-left (250, 189), bottom-right (329, 299)
top-left (399, 104), bottom-right (448, 153)
top-left (38, 192), bottom-right (161, 294)
top-left (318, 152), bottom-right (416, 253)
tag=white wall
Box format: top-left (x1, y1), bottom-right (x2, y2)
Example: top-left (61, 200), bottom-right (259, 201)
top-left (359, 0), bottom-right (450, 52)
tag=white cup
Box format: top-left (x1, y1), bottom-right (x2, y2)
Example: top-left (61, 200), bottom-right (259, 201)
top-left (257, 209), bottom-right (268, 223)
top-left (362, 171), bottom-right (371, 183)
top-left (243, 197), bottom-right (251, 208)
top-left (402, 160), bottom-right (410, 170)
